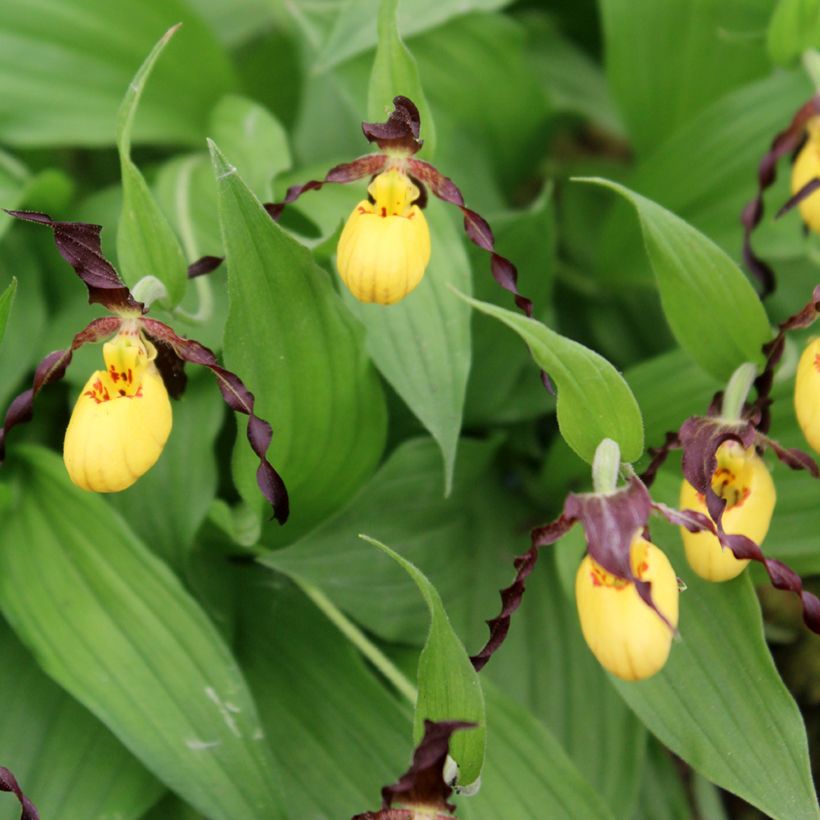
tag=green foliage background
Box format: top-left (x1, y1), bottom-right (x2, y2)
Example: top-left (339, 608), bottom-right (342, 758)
top-left (0, 0), bottom-right (818, 818)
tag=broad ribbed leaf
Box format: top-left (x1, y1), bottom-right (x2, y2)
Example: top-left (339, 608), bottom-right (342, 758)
top-left (0, 279), bottom-right (16, 351)
top-left (361, 535), bottom-right (486, 787)
top-left (0, 620), bottom-right (164, 820)
top-left (600, 0), bottom-right (770, 154)
top-left (0, 446), bottom-right (285, 820)
top-left (458, 293), bottom-right (644, 464)
top-left (0, 0), bottom-right (236, 147)
top-left (116, 26), bottom-right (188, 306)
top-left (343, 205), bottom-right (470, 493)
top-left (367, 0), bottom-right (436, 156)
top-left (108, 372), bottom-right (223, 569)
top-left (610, 480), bottom-right (819, 820)
top-left (580, 178), bottom-right (772, 380)
top-left (210, 140), bottom-right (387, 537)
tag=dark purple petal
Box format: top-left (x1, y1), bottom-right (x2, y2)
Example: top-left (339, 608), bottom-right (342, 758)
top-left (640, 430), bottom-right (682, 488)
top-left (471, 512), bottom-right (577, 672)
top-left (187, 255), bottom-right (224, 279)
top-left (264, 154), bottom-right (388, 221)
top-left (0, 767), bottom-right (39, 820)
top-left (152, 339), bottom-right (188, 400)
top-left (141, 319), bottom-right (289, 523)
top-left (775, 177), bottom-right (820, 218)
top-left (361, 96), bottom-right (423, 154)
top-left (0, 316), bottom-right (121, 462)
top-left (740, 94), bottom-right (820, 296)
top-left (5, 210), bottom-right (143, 313)
top-left (653, 502), bottom-right (716, 535)
top-left (352, 720), bottom-right (475, 819)
top-left (761, 434), bottom-right (820, 477)
top-left (777, 283), bottom-right (820, 333)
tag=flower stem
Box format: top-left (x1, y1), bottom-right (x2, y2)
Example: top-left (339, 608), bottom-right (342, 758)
top-left (592, 438), bottom-right (621, 494)
top-left (721, 362), bottom-right (758, 421)
top-left (294, 577), bottom-right (418, 706)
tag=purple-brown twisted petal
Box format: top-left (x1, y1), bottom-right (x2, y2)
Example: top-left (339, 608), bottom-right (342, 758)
top-left (775, 177), bottom-right (820, 219)
top-left (187, 255), bottom-right (224, 279)
top-left (0, 316), bottom-right (121, 462)
top-left (361, 96), bottom-right (423, 154)
top-left (741, 94), bottom-right (820, 297)
top-left (0, 767), bottom-right (39, 820)
top-left (141, 319), bottom-right (289, 523)
top-left (264, 154), bottom-right (388, 221)
top-left (352, 720), bottom-right (476, 820)
top-left (5, 210), bottom-right (143, 313)
top-left (640, 430), bottom-right (682, 488)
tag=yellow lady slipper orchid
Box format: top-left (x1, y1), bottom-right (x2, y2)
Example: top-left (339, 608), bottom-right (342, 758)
top-left (575, 537), bottom-right (679, 681)
top-left (679, 442), bottom-right (776, 582)
top-left (791, 118), bottom-right (820, 233)
top-left (336, 167), bottom-right (431, 305)
top-left (63, 328), bottom-right (172, 493)
top-left (795, 337), bottom-right (820, 454)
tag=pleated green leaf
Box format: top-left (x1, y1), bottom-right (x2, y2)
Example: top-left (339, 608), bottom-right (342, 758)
top-left (210, 140), bottom-right (387, 536)
top-left (0, 279), bottom-right (16, 351)
top-left (117, 26), bottom-right (188, 306)
top-left (609, 489), bottom-right (819, 820)
top-left (579, 178), bottom-right (772, 381)
top-left (360, 535), bottom-right (486, 787)
top-left (0, 620), bottom-right (164, 820)
top-left (457, 292), bottom-right (644, 464)
top-left (343, 205), bottom-right (470, 493)
top-left (367, 0), bottom-right (436, 156)
top-left (0, 446), bottom-right (285, 820)
top-left (0, 0), bottom-right (236, 147)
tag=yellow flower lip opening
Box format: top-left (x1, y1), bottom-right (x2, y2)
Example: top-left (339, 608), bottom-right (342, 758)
top-left (679, 442), bottom-right (776, 582)
top-left (791, 117), bottom-right (820, 233)
top-left (795, 337), bottom-right (820, 454)
top-left (63, 329), bottom-right (172, 493)
top-left (575, 536), bottom-right (679, 682)
top-left (336, 167), bottom-right (431, 305)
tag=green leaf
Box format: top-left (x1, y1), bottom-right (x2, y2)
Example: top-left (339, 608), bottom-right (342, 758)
top-left (456, 293), bottom-right (644, 464)
top-left (0, 278), bottom-right (16, 351)
top-left (343, 205), bottom-right (471, 493)
top-left (578, 178), bottom-right (772, 381)
top-left (633, 739), bottom-right (693, 820)
top-left (367, 0), bottom-right (436, 157)
top-left (0, 619), bottom-right (163, 820)
top-left (609, 486), bottom-right (819, 820)
top-left (209, 95), bottom-right (292, 200)
top-left (0, 446), bottom-right (285, 820)
top-left (599, 0), bottom-right (770, 154)
top-left (116, 26), bottom-right (188, 307)
top-left (0, 0), bottom-right (236, 147)
top-left (0, 150), bottom-right (29, 241)
top-left (108, 371), bottom-right (224, 569)
top-left (768, 0), bottom-right (820, 67)
top-left (237, 577), bottom-right (411, 818)
top-left (210, 139), bottom-right (387, 537)
top-left (360, 535), bottom-right (486, 787)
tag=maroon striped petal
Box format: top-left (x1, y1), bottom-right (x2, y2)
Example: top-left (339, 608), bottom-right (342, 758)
top-left (0, 316), bottom-right (121, 462)
top-left (0, 767), bottom-right (39, 820)
top-left (141, 319), bottom-right (289, 523)
top-left (5, 210), bottom-right (143, 313)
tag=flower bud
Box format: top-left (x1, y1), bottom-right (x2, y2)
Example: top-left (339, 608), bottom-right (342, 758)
top-left (336, 168), bottom-right (431, 305)
top-left (679, 442), bottom-right (776, 582)
top-left (575, 537), bottom-right (679, 681)
top-left (795, 337), bottom-right (820, 454)
top-left (791, 118), bottom-right (820, 233)
top-left (63, 330), bottom-right (172, 492)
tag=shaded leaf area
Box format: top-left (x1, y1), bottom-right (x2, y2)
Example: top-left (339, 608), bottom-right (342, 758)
top-left (596, 71), bottom-right (811, 291)
top-left (0, 620), bottom-right (163, 820)
top-left (484, 541), bottom-right (647, 816)
top-left (0, 0), bottom-right (236, 147)
top-left (108, 370), bottom-right (223, 570)
top-left (211, 141), bottom-right (387, 540)
top-left (235, 576), bottom-right (411, 819)
top-left (0, 446), bottom-right (284, 820)
top-left (580, 179), bottom-right (771, 381)
top-left (363, 536), bottom-right (485, 786)
top-left (262, 437), bottom-right (524, 647)
top-left (0, 280), bottom-right (16, 352)
top-left (344, 204), bottom-right (471, 493)
top-left (116, 25), bottom-right (188, 307)
top-left (632, 739), bottom-right (697, 820)
top-left (0, 152), bottom-right (29, 242)
top-left (768, 0), bottom-right (820, 66)
top-left (599, 0), bottom-right (770, 155)
top-left (607, 473), bottom-right (819, 820)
